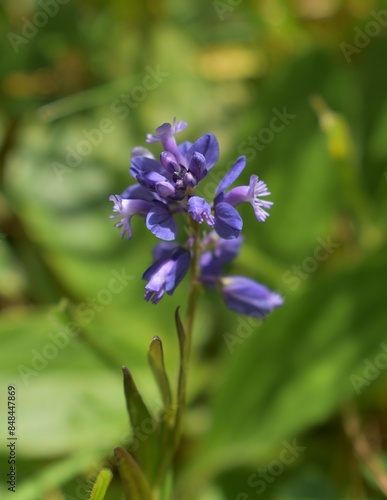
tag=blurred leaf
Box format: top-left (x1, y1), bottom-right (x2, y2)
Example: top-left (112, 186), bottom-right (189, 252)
top-left (6, 449), bottom-right (108, 500)
top-left (148, 336), bottom-right (173, 414)
top-left (191, 247), bottom-right (387, 477)
top-left (122, 366), bottom-right (160, 482)
top-left (90, 468), bottom-right (113, 500)
top-left (311, 94), bottom-right (355, 162)
top-left (114, 446), bottom-right (153, 500)
top-left (172, 307), bottom-right (188, 449)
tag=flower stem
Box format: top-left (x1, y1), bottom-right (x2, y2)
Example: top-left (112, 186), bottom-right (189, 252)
top-left (173, 220), bottom-right (201, 451)
top-left (185, 219), bottom-right (201, 351)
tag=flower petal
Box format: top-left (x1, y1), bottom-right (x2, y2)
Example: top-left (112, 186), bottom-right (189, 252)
top-left (178, 141), bottom-right (193, 156)
top-left (214, 202), bottom-right (243, 239)
top-left (152, 242), bottom-right (180, 261)
top-left (130, 156), bottom-right (166, 178)
top-left (215, 156), bottom-right (246, 197)
top-left (109, 195), bottom-right (153, 239)
top-left (131, 146), bottom-right (155, 160)
top-left (136, 171), bottom-right (176, 198)
top-left (146, 204), bottom-right (177, 241)
top-left (188, 152), bottom-right (207, 181)
top-left (165, 249), bottom-right (191, 295)
top-left (221, 276), bottom-right (284, 318)
top-left (224, 175), bottom-right (273, 221)
top-left (186, 133), bottom-right (219, 170)
top-left (146, 120), bottom-right (187, 164)
top-left (121, 184), bottom-right (155, 201)
top-left (142, 247), bottom-right (191, 303)
top-left (146, 119), bottom-right (188, 144)
top-left (187, 196), bottom-right (215, 226)
top-left (160, 151), bottom-right (179, 174)
top-left (200, 232), bottom-right (243, 277)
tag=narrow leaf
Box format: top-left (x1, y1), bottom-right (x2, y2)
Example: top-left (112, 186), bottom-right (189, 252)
top-left (122, 366), bottom-right (152, 428)
top-left (148, 337), bottom-right (175, 486)
top-left (148, 336), bottom-right (173, 414)
top-left (89, 468), bottom-right (113, 500)
top-left (114, 447), bottom-right (153, 500)
top-left (122, 366), bottom-right (159, 483)
top-left (175, 306), bottom-right (187, 358)
top-left (171, 308), bottom-right (188, 450)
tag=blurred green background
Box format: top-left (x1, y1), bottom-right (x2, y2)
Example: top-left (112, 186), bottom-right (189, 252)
top-left (1, 0), bottom-right (387, 498)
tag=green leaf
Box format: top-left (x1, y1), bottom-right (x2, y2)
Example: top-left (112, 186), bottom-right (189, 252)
top-left (148, 337), bottom-right (176, 487)
top-left (122, 366), bottom-right (159, 482)
top-left (89, 468), bottom-right (113, 500)
top-left (175, 306), bottom-right (187, 360)
top-left (148, 336), bottom-right (173, 415)
top-left (6, 450), bottom-right (109, 500)
top-left (193, 248), bottom-right (387, 477)
top-left (114, 446), bottom-right (153, 500)
top-left (172, 307), bottom-right (188, 450)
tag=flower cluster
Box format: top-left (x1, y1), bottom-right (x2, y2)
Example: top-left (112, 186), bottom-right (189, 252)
top-left (110, 119), bottom-right (283, 317)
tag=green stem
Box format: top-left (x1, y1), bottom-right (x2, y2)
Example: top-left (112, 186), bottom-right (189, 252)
top-left (173, 220), bottom-right (201, 451)
top-left (185, 220), bottom-right (201, 356)
top-left (154, 221), bottom-right (202, 493)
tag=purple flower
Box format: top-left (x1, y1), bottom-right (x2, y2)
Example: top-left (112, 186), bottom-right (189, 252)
top-left (142, 246), bottom-right (191, 304)
top-left (213, 155), bottom-right (273, 236)
top-left (200, 232), bottom-right (243, 278)
top-left (109, 186), bottom-right (155, 239)
top-left (132, 120), bottom-right (219, 200)
top-left (110, 184), bottom-right (178, 241)
top-left (223, 175), bottom-right (273, 222)
top-left (189, 156), bottom-right (246, 239)
top-left (191, 155), bottom-right (273, 238)
top-left (187, 196), bottom-right (215, 226)
top-left (220, 276), bottom-right (283, 318)
top-left (146, 118), bottom-right (188, 165)
top-left (145, 202), bottom-right (178, 241)
top-left (109, 118), bottom-right (282, 312)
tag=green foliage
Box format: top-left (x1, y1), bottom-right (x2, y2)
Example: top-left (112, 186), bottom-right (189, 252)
top-left (90, 468), bottom-right (113, 500)
top-left (1, 0), bottom-right (387, 498)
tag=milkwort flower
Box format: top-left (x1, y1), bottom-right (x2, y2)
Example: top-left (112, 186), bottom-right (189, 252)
top-left (187, 155), bottom-right (273, 239)
top-left (110, 119), bottom-right (272, 243)
top-left (219, 277), bottom-right (283, 318)
top-left (126, 119), bottom-right (220, 240)
top-left (142, 245), bottom-right (191, 304)
top-left (110, 118), bottom-right (283, 316)
top-left (199, 232), bottom-right (283, 318)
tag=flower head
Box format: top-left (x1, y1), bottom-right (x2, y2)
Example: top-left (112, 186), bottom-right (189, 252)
top-left (110, 118), bottom-right (282, 312)
top-left (132, 120), bottom-right (219, 203)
